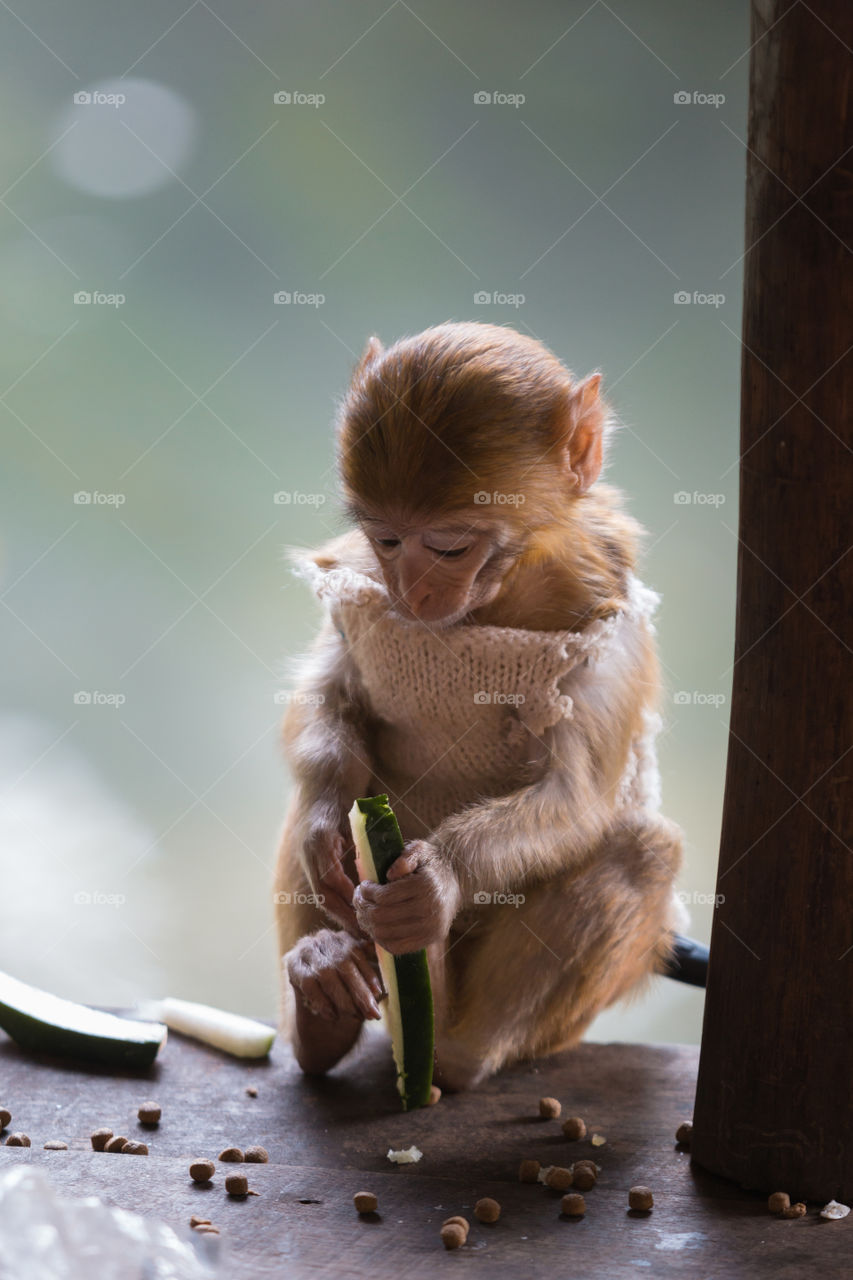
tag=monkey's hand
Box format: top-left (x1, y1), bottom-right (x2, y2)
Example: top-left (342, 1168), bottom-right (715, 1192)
top-left (303, 824), bottom-right (360, 935)
top-left (285, 929), bottom-right (384, 1022)
top-left (353, 839), bottom-right (462, 954)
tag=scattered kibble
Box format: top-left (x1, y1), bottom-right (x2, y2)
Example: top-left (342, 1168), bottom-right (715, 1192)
top-left (5, 1133), bottom-right (30, 1147)
top-left (561, 1116), bottom-right (587, 1141)
top-left (246, 1085), bottom-right (258, 1098)
top-left (544, 1167), bottom-right (573, 1192)
top-left (219, 1147), bottom-right (244, 1163)
top-left (440, 1223), bottom-right (466, 1250)
top-left (104, 1136), bottom-right (128, 1153)
top-left (768, 1191), bottom-right (791, 1214)
top-left (195, 1224), bottom-right (220, 1235)
top-left (539, 1097), bottom-right (561, 1119)
top-left (190, 1159), bottom-right (216, 1183)
top-left (820, 1201), bottom-right (850, 1221)
top-left (442, 1216), bottom-right (469, 1239)
top-left (0, 1109), bottom-right (10, 1131)
top-left (43, 1140), bottom-right (68, 1150)
top-left (225, 1173), bottom-right (249, 1198)
top-left (561, 1192), bottom-right (586, 1217)
top-left (572, 1159), bottom-right (598, 1177)
top-left (190, 1215), bottom-right (211, 1228)
top-left (571, 1167), bottom-right (596, 1192)
top-left (675, 1121), bottom-right (693, 1146)
top-left (591, 1134), bottom-right (606, 1147)
top-left (428, 1085), bottom-right (442, 1105)
top-left (474, 1197), bottom-right (500, 1223)
top-left (519, 1159), bottom-right (541, 1183)
top-left (353, 1191), bottom-right (378, 1214)
top-left (122, 1140), bottom-right (149, 1155)
top-left (628, 1186), bottom-right (654, 1212)
top-left (782, 1202), bottom-right (807, 1220)
top-left (137, 1101), bottom-right (161, 1126)
top-left (90, 1128), bottom-right (113, 1151)
top-left (244, 1145), bottom-right (269, 1163)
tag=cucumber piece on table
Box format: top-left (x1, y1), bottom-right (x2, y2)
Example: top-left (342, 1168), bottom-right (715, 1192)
top-left (0, 970), bottom-right (167, 1069)
top-left (348, 794), bottom-right (435, 1110)
top-left (151, 997), bottom-right (275, 1058)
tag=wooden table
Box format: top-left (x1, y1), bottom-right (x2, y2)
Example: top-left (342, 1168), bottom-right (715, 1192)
top-left (0, 1023), bottom-right (848, 1278)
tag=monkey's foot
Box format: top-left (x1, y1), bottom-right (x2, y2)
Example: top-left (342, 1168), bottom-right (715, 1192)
top-left (433, 1038), bottom-right (489, 1092)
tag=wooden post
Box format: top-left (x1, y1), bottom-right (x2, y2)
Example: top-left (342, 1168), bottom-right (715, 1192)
top-left (691, 0), bottom-right (853, 1201)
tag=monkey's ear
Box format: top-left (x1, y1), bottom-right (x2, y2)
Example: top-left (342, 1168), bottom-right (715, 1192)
top-left (354, 335), bottom-right (384, 378)
top-left (563, 372), bottom-right (604, 494)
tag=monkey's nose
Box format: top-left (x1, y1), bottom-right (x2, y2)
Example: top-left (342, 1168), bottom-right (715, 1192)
top-left (402, 587), bottom-right (432, 617)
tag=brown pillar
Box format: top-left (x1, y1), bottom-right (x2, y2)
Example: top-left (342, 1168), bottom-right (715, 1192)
top-left (691, 0), bottom-right (853, 1201)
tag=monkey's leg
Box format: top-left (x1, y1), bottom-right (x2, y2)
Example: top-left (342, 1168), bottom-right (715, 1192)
top-left (434, 811), bottom-right (684, 1090)
top-left (274, 800), bottom-right (365, 1071)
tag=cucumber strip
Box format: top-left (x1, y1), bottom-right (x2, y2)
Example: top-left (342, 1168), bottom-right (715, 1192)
top-left (151, 997), bottom-right (275, 1058)
top-left (0, 970), bottom-right (167, 1069)
top-left (348, 795), bottom-right (434, 1110)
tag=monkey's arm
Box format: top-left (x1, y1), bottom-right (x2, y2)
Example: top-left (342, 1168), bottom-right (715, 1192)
top-left (431, 614), bottom-right (657, 899)
top-left (282, 616), bottom-right (374, 921)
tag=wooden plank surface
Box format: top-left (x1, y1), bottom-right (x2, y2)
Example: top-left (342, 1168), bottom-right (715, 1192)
top-left (0, 1023), bottom-right (849, 1278)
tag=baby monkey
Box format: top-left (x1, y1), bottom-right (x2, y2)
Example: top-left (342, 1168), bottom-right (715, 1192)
top-left (275, 321), bottom-right (687, 1090)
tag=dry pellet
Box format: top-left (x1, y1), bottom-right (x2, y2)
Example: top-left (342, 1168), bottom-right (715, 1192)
top-left (544, 1166), bottom-right (573, 1191)
top-left (675, 1121), bottom-right (693, 1146)
top-left (571, 1167), bottom-right (596, 1192)
top-left (628, 1186), bottom-right (654, 1212)
top-left (768, 1191), bottom-right (791, 1214)
top-left (0, 1109), bottom-right (10, 1131)
top-left (440, 1223), bottom-right (466, 1250)
top-left (442, 1216), bottom-right (469, 1238)
top-left (428, 1085), bottom-right (442, 1105)
top-left (572, 1159), bottom-right (598, 1176)
top-left (246, 1085), bottom-right (258, 1097)
top-left (225, 1173), bottom-right (249, 1197)
top-left (782, 1202), bottom-right (807, 1219)
top-left (137, 1101), bottom-right (161, 1126)
top-left (562, 1116), bottom-right (587, 1141)
top-left (5, 1133), bottom-right (30, 1147)
top-left (43, 1141), bottom-right (68, 1150)
top-left (104, 1135), bottom-right (128, 1153)
top-left (122, 1140), bottom-right (148, 1155)
top-left (353, 1191), bottom-right (378, 1214)
top-left (474, 1197), bottom-right (500, 1223)
top-left (561, 1192), bottom-right (586, 1217)
top-left (539, 1097), bottom-right (561, 1119)
top-left (519, 1159), bottom-right (541, 1183)
top-left (190, 1159), bottom-right (216, 1183)
top-left (219, 1146), bottom-right (244, 1162)
top-left (244, 1145), bottom-right (269, 1163)
top-left (190, 1215), bottom-right (212, 1228)
top-left (90, 1128), bottom-right (113, 1151)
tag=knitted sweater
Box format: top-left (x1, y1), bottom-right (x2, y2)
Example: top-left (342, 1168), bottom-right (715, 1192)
top-left (292, 552), bottom-right (666, 844)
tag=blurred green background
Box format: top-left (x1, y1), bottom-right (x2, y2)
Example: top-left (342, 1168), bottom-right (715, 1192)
top-left (0, 1), bottom-right (746, 1043)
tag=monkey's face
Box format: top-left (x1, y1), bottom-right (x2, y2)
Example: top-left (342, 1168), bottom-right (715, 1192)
top-left (361, 515), bottom-right (518, 627)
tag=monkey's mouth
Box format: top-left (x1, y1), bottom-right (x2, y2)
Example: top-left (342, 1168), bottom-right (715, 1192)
top-left (391, 599), bottom-right (467, 629)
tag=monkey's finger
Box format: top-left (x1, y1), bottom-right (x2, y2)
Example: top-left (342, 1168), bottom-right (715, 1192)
top-left (298, 978), bottom-right (336, 1021)
top-left (358, 878), bottom-right (421, 906)
top-left (350, 941), bottom-right (384, 995)
top-left (341, 962), bottom-right (382, 1020)
top-left (318, 967), bottom-right (363, 1020)
top-left (320, 859), bottom-right (356, 903)
top-left (386, 851), bottom-right (420, 880)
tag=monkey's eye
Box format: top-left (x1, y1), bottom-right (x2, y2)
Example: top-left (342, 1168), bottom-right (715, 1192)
top-left (375, 537), bottom-right (400, 549)
top-left (428, 545), bottom-right (470, 559)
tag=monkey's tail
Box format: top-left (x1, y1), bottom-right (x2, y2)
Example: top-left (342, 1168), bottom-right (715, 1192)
top-left (662, 933), bottom-right (709, 988)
